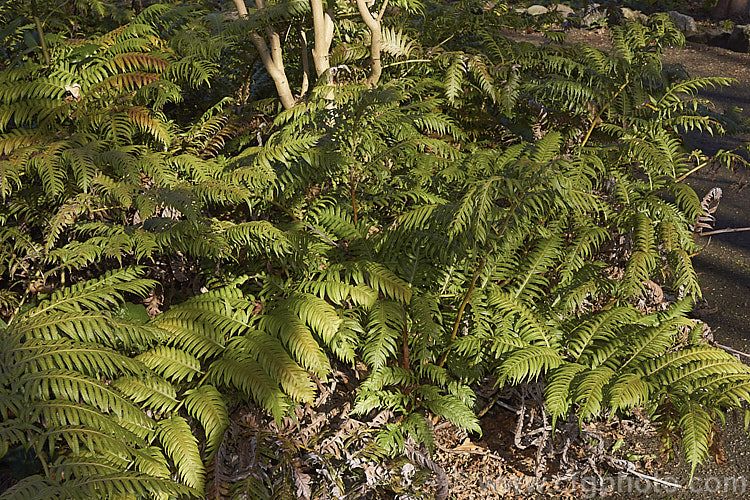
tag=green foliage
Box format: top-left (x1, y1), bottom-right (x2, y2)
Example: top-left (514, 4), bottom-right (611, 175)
top-left (0, 268), bottom-right (337, 497)
top-left (2, 1), bottom-right (750, 497)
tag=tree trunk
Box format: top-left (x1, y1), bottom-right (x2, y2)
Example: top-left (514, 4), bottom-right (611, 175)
top-left (355, 0), bottom-right (386, 88)
top-left (232, 0), bottom-right (296, 109)
top-left (310, 0), bottom-right (334, 78)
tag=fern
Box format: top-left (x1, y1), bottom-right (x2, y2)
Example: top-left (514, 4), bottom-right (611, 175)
top-left (3, 2), bottom-right (750, 495)
top-left (158, 416), bottom-right (205, 491)
top-left (0, 268), bottom-right (336, 497)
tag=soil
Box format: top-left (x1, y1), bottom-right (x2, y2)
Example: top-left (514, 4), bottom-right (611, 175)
top-left (493, 27), bottom-right (750, 499)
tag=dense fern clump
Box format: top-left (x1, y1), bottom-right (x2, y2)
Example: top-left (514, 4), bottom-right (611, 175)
top-left (0, 267), bottom-right (345, 497)
top-left (2, 1), bottom-right (750, 497)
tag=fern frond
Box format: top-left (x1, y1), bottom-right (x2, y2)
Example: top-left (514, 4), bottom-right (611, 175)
top-left (678, 397), bottom-right (712, 481)
top-left (362, 300), bottom-right (403, 369)
top-left (545, 362), bottom-right (586, 428)
top-left (183, 385), bottom-right (229, 460)
top-left (497, 346), bottom-right (563, 385)
top-left (512, 235), bottom-right (562, 302)
top-left (574, 365), bottom-right (616, 422)
top-left (209, 357), bottom-right (289, 419)
top-left (606, 372), bottom-right (650, 412)
top-left (112, 375), bottom-right (179, 413)
top-left (136, 346), bottom-right (201, 383)
top-left (157, 415), bottom-right (205, 491)
top-left (22, 369), bottom-right (146, 421)
top-left (381, 27), bottom-right (414, 57)
top-left (258, 309), bottom-right (330, 378)
top-left (226, 333), bottom-right (316, 403)
top-left (28, 267), bottom-right (154, 317)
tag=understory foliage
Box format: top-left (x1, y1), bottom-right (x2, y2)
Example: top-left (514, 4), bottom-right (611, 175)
top-left (1, 1), bottom-right (750, 497)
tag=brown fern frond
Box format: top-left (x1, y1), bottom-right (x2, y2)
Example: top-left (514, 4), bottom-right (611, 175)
top-left (693, 187), bottom-right (722, 234)
top-left (201, 119), bottom-right (253, 158)
top-left (95, 25), bottom-right (128, 46)
top-left (105, 52), bottom-right (171, 73)
top-left (125, 106), bottom-right (172, 147)
top-left (186, 115), bottom-right (229, 148)
top-left (88, 72), bottom-right (162, 95)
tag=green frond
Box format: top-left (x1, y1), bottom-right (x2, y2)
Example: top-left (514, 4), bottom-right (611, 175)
top-left (209, 357), bottom-right (289, 419)
top-left (529, 131), bottom-right (563, 164)
top-left (298, 279), bottom-right (378, 308)
top-left (226, 333), bottom-right (317, 403)
top-left (131, 447), bottom-right (172, 480)
top-left (283, 293), bottom-right (343, 345)
top-left (623, 212), bottom-right (657, 294)
top-left (22, 368), bottom-right (146, 421)
top-left (38, 425), bottom-right (138, 458)
top-left (183, 385), bottom-right (229, 460)
top-left (0, 473), bottom-right (194, 500)
top-left (545, 363), bottom-right (586, 428)
top-left (359, 261), bottom-right (413, 304)
top-left (574, 365), bottom-right (616, 422)
top-left (15, 338), bottom-right (145, 377)
top-left (32, 400), bottom-right (148, 442)
top-left (112, 375), bottom-right (179, 413)
top-left (497, 346), bottom-right (563, 385)
top-left (328, 317), bottom-right (362, 365)
top-left (566, 306), bottom-right (638, 363)
top-left (423, 393), bottom-right (481, 435)
top-left (258, 309), bottom-right (330, 378)
top-left (136, 346), bottom-right (202, 383)
top-left (157, 415), bottom-right (205, 491)
top-left (677, 397), bottom-right (712, 481)
top-left (443, 54), bottom-right (465, 104)
top-left (606, 372), bottom-right (650, 412)
top-left (28, 267), bottom-right (153, 317)
top-left (621, 319), bottom-right (683, 369)
top-left (558, 226), bottom-right (610, 284)
top-left (512, 235), bottom-right (562, 302)
top-left (362, 300), bottom-right (404, 369)
top-left (488, 292), bottom-right (551, 348)
top-left (638, 344), bottom-right (736, 379)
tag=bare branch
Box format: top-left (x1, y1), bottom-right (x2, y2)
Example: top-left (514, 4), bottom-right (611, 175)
top-left (714, 342), bottom-right (750, 359)
top-left (300, 30), bottom-right (311, 97)
top-left (377, 0), bottom-right (389, 22)
top-left (311, 0), bottom-right (335, 78)
top-left (698, 226), bottom-right (750, 236)
top-left (355, 0), bottom-right (384, 87)
top-left (233, 0), bottom-right (296, 109)
top-left (232, 0), bottom-right (248, 17)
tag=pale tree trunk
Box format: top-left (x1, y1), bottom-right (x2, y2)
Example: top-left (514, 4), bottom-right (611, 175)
top-left (300, 30), bottom-right (312, 97)
top-left (355, 0), bottom-right (388, 87)
top-left (310, 0), bottom-right (335, 78)
top-left (234, 0), bottom-right (389, 104)
top-left (233, 0), bottom-right (296, 109)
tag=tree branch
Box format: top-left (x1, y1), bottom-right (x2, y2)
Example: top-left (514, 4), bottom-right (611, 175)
top-left (697, 226), bottom-right (750, 237)
top-left (300, 30), bottom-right (311, 97)
top-left (355, 0), bottom-right (384, 87)
top-left (377, 0), bottom-right (389, 22)
top-left (233, 0), bottom-right (296, 109)
top-left (30, 0), bottom-right (50, 65)
top-left (311, 0), bottom-right (335, 78)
